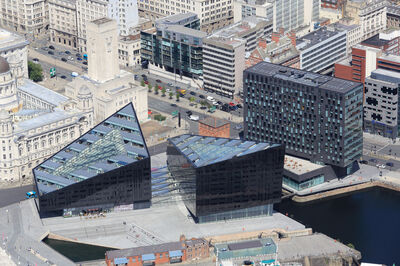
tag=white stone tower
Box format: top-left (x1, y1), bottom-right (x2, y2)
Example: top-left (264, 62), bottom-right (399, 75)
top-left (87, 18), bottom-right (119, 83)
top-left (7, 55), bottom-right (25, 87)
top-left (0, 57), bottom-right (21, 113)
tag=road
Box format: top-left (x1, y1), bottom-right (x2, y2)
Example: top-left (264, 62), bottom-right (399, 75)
top-left (362, 133), bottom-right (400, 171)
top-left (0, 185), bottom-right (36, 208)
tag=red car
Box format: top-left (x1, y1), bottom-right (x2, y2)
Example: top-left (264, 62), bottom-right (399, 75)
top-left (229, 102), bottom-right (235, 106)
top-left (144, 80), bottom-right (149, 84)
top-left (158, 85), bottom-right (162, 90)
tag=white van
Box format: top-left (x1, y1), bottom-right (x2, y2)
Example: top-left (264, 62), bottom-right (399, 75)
top-left (207, 96), bottom-right (214, 101)
top-left (189, 115), bottom-right (199, 121)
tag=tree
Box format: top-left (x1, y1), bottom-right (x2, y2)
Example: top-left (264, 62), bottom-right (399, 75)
top-left (154, 86), bottom-right (159, 95)
top-left (200, 100), bottom-right (206, 108)
top-left (189, 96), bottom-right (195, 105)
top-left (147, 83), bottom-right (152, 92)
top-left (28, 61), bottom-right (43, 82)
top-left (161, 87), bottom-right (166, 97)
top-left (169, 92), bottom-right (174, 99)
top-left (347, 243), bottom-right (355, 249)
top-left (140, 80), bottom-right (145, 87)
top-left (175, 92), bottom-right (180, 101)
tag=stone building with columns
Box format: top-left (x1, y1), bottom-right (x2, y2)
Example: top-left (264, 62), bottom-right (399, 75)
top-left (65, 18), bottom-right (148, 124)
top-left (0, 54), bottom-right (93, 183)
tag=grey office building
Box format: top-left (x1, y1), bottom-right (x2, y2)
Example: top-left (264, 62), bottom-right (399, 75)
top-left (244, 62), bottom-right (363, 176)
top-left (364, 69), bottom-right (400, 139)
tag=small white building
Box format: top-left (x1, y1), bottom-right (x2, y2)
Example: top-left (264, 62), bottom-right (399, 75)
top-left (118, 34), bottom-right (141, 67)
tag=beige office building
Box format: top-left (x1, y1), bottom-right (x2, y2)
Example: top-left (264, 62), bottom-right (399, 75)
top-left (48, 0), bottom-right (78, 50)
top-left (138, 0), bottom-right (234, 33)
top-left (0, 0), bottom-right (49, 35)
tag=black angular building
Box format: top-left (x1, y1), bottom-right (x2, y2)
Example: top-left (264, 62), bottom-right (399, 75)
top-left (33, 103), bottom-right (151, 216)
top-left (244, 62), bottom-right (363, 177)
top-left (167, 135), bottom-right (284, 223)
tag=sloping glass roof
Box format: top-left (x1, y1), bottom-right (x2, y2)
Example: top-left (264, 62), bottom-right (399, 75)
top-left (33, 103), bottom-right (149, 195)
top-left (169, 134), bottom-right (280, 167)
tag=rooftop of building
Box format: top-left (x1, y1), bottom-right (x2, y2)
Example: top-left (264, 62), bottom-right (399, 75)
top-left (371, 68), bottom-right (400, 80)
top-left (336, 56), bottom-right (352, 66)
top-left (33, 103), bottom-right (149, 196)
top-left (387, 4), bottom-right (400, 15)
top-left (0, 29), bottom-right (29, 52)
top-left (106, 238), bottom-right (206, 260)
top-left (119, 34), bottom-right (141, 42)
top-left (361, 34), bottom-right (390, 47)
top-left (163, 25), bottom-right (207, 38)
top-left (296, 26), bottom-right (345, 51)
top-left (199, 117), bottom-right (229, 128)
top-left (169, 134), bottom-right (280, 168)
top-left (156, 12), bottom-right (198, 25)
top-left (378, 53), bottom-right (400, 63)
top-left (214, 238), bottom-right (276, 260)
top-left (91, 17), bottom-right (113, 25)
top-left (19, 79), bottom-right (68, 107)
top-left (246, 62), bottom-right (362, 93)
top-left (329, 22), bottom-right (359, 31)
top-left (284, 155), bottom-right (325, 175)
top-left (208, 16), bottom-right (271, 40)
top-left (352, 44), bottom-right (382, 53)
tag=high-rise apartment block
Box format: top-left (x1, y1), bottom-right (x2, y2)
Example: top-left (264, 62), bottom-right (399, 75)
top-left (141, 13), bottom-right (207, 81)
top-left (138, 0), bottom-right (234, 33)
top-left (0, 0), bottom-right (48, 35)
top-left (203, 16), bottom-right (272, 97)
top-left (244, 62), bottom-right (363, 176)
top-left (364, 69), bottom-right (400, 139)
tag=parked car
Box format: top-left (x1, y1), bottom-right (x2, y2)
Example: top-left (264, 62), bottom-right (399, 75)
top-left (32, 58), bottom-right (39, 62)
top-left (156, 79), bottom-right (162, 83)
top-left (199, 94), bottom-right (205, 99)
top-left (71, 72), bottom-right (79, 77)
top-left (207, 96), bottom-right (215, 101)
top-left (236, 103), bottom-right (242, 108)
top-left (144, 80), bottom-right (149, 84)
top-left (217, 100), bottom-right (223, 105)
top-left (26, 191), bottom-right (37, 199)
top-left (77, 57), bottom-right (82, 61)
top-left (65, 50), bottom-right (71, 54)
top-left (170, 103), bottom-right (177, 107)
top-left (189, 115), bottom-right (199, 121)
top-left (61, 58), bottom-right (67, 62)
top-left (386, 162), bottom-right (394, 167)
top-left (49, 45), bottom-right (55, 50)
top-left (76, 53), bottom-right (81, 57)
top-left (60, 75), bottom-right (67, 79)
top-left (82, 61), bottom-right (87, 65)
top-left (186, 111), bottom-right (193, 116)
top-left (190, 91), bottom-right (196, 96)
top-left (141, 74), bottom-right (147, 78)
top-left (359, 160), bottom-right (368, 164)
top-left (48, 51), bottom-right (54, 55)
top-left (167, 82), bottom-right (173, 86)
top-left (68, 56), bottom-right (73, 61)
top-left (212, 101), bottom-right (218, 106)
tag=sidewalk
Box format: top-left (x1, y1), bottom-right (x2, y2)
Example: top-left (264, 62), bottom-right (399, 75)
top-left (148, 93), bottom-right (243, 124)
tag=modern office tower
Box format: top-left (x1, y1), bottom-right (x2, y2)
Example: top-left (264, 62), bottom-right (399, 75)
top-left (297, 26), bottom-right (347, 74)
top-left (167, 134), bottom-right (284, 223)
top-left (141, 13), bottom-right (207, 81)
top-left (33, 103), bottom-right (151, 216)
top-left (364, 69), bottom-right (400, 139)
top-left (203, 17), bottom-right (272, 98)
top-left (244, 62), bottom-right (363, 176)
top-left (138, 0), bottom-right (234, 33)
top-left (0, 0), bottom-right (48, 35)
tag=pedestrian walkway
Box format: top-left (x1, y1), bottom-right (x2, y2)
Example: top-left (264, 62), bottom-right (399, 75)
top-left (0, 247), bottom-right (15, 266)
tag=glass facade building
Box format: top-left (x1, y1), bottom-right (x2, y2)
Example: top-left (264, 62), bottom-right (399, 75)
top-left (167, 134), bottom-right (284, 223)
top-left (33, 103), bottom-right (151, 215)
top-left (244, 62), bottom-right (363, 176)
top-left (141, 13), bottom-right (207, 80)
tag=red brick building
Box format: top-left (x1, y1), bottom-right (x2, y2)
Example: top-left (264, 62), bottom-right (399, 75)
top-left (105, 236), bottom-right (209, 266)
top-left (198, 117), bottom-right (230, 138)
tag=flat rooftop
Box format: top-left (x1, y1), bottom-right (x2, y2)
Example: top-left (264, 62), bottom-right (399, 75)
top-left (199, 117), bottom-right (230, 128)
top-left (284, 155), bottom-right (324, 175)
top-left (163, 25), bottom-right (207, 38)
top-left (0, 29), bottom-right (29, 52)
top-left (156, 12), bottom-right (197, 25)
top-left (297, 26), bottom-right (345, 51)
top-left (169, 135), bottom-right (280, 168)
top-left (91, 17), bottom-right (113, 25)
top-left (378, 53), bottom-right (400, 63)
top-left (361, 34), bottom-right (389, 47)
top-left (33, 103), bottom-right (149, 195)
top-left (246, 62), bottom-right (362, 93)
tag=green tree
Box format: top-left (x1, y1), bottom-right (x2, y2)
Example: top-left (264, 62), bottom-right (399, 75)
top-left (169, 92), bottom-right (174, 99)
top-left (161, 87), bottom-right (166, 96)
top-left (347, 243), bottom-right (355, 249)
top-left (175, 92), bottom-right (180, 101)
top-left (140, 80), bottom-right (145, 87)
top-left (28, 61), bottom-right (43, 82)
top-left (147, 83), bottom-right (152, 92)
top-left (189, 96), bottom-right (195, 105)
top-left (154, 86), bottom-right (159, 95)
top-left (200, 100), bottom-right (206, 108)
